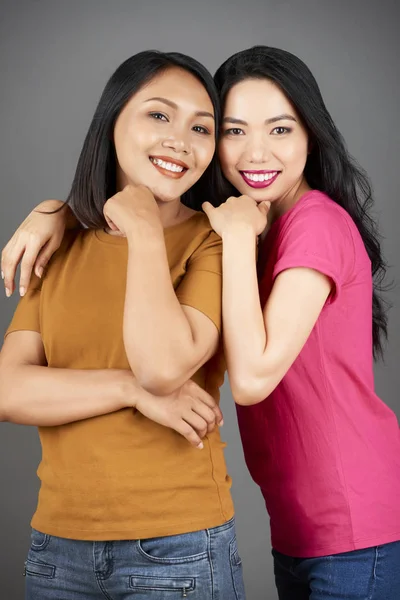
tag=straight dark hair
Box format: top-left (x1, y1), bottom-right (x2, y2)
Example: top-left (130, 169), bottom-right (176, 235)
top-left (65, 50), bottom-right (221, 227)
top-left (213, 45), bottom-right (388, 358)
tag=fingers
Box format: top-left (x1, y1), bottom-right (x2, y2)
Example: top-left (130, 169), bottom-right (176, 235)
top-left (258, 201), bottom-right (271, 216)
top-left (33, 240), bottom-right (61, 279)
top-left (1, 241), bottom-right (25, 297)
top-left (103, 214), bottom-right (123, 235)
top-left (193, 393), bottom-right (223, 426)
top-left (186, 382), bottom-right (224, 426)
top-left (19, 241), bottom-right (48, 296)
top-left (202, 202), bottom-right (214, 217)
top-left (190, 401), bottom-right (218, 434)
top-left (182, 410), bottom-right (210, 442)
top-left (104, 214), bottom-right (118, 231)
top-left (174, 420), bottom-right (204, 449)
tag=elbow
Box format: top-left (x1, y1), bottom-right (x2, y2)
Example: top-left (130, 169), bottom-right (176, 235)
top-left (230, 375), bottom-right (271, 406)
top-left (0, 371), bottom-right (10, 422)
top-left (125, 346), bottom-right (190, 396)
top-left (0, 401), bottom-right (7, 422)
top-left (134, 366), bottom-right (185, 396)
top-left (139, 376), bottom-right (179, 396)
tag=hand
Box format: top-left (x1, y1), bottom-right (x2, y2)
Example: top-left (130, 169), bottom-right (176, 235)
top-left (103, 185), bottom-right (162, 238)
top-left (1, 200), bottom-right (72, 297)
top-left (134, 379), bottom-right (224, 449)
top-left (203, 195), bottom-right (270, 238)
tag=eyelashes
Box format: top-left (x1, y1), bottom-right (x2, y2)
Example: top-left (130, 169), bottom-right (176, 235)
top-left (222, 126), bottom-right (293, 136)
top-left (149, 112), bottom-right (212, 135)
top-left (149, 112), bottom-right (168, 122)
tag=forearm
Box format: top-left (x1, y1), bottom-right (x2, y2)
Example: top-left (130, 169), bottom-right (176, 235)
top-left (0, 366), bottom-right (136, 426)
top-left (222, 227), bottom-right (272, 401)
top-left (35, 200), bottom-right (80, 230)
top-left (124, 228), bottom-right (198, 388)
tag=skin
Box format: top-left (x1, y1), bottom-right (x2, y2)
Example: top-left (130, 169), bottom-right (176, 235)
top-left (203, 78), bottom-right (331, 404)
top-left (99, 69), bottom-right (219, 394)
top-left (1, 76), bottom-right (333, 413)
top-left (0, 66), bottom-right (223, 447)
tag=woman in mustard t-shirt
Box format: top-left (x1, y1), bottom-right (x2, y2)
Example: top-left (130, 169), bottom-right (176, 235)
top-left (0, 51), bottom-right (245, 599)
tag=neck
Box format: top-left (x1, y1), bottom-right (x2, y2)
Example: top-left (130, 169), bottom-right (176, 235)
top-left (269, 178), bottom-right (311, 224)
top-left (115, 174), bottom-right (195, 229)
top-left (154, 196), bottom-right (194, 228)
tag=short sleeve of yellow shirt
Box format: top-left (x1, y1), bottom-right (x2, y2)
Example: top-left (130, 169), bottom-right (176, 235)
top-left (5, 274), bottom-right (42, 336)
top-left (175, 228), bottom-right (222, 332)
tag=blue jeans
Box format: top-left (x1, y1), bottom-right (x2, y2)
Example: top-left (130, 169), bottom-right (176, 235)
top-left (24, 517), bottom-right (245, 599)
top-left (272, 541), bottom-right (400, 599)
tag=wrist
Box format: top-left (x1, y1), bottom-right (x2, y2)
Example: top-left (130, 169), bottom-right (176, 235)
top-left (118, 370), bottom-right (141, 409)
top-left (222, 223), bottom-right (258, 243)
top-left (126, 220), bottom-right (164, 245)
top-left (35, 199), bottom-right (65, 213)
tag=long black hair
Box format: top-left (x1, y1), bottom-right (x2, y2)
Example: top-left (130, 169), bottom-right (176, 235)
top-left (213, 45), bottom-right (388, 358)
top-left (65, 50), bottom-right (221, 227)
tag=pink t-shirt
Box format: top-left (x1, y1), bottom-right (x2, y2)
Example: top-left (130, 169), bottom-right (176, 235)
top-left (236, 190), bottom-right (400, 558)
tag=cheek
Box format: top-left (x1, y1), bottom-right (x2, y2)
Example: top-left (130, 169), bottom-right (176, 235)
top-left (115, 117), bottom-right (161, 159)
top-left (218, 141), bottom-right (238, 175)
top-left (195, 140), bottom-right (215, 171)
top-left (280, 138), bottom-right (309, 168)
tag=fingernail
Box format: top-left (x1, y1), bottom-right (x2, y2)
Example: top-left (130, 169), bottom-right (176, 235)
top-left (20, 286), bottom-right (26, 297)
top-left (5, 288), bottom-right (11, 297)
top-left (219, 419), bottom-right (224, 427)
top-left (1, 271), bottom-right (4, 280)
top-left (37, 267), bottom-right (43, 278)
top-left (197, 442), bottom-right (204, 450)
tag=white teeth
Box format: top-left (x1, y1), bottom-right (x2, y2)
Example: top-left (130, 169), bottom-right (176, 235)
top-left (243, 171), bottom-right (278, 182)
top-left (150, 157), bottom-right (184, 172)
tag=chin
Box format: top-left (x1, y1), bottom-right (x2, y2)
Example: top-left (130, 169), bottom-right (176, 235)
top-left (151, 189), bottom-right (182, 203)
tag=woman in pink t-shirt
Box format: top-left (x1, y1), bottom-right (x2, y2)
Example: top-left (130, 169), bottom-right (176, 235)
top-left (204, 47), bottom-right (400, 599)
top-left (2, 46), bottom-right (400, 599)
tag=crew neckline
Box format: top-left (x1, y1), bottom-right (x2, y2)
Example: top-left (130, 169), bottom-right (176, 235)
top-left (269, 189), bottom-right (321, 232)
top-left (94, 212), bottom-right (203, 244)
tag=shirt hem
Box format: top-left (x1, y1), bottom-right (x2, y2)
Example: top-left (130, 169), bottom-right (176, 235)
top-left (272, 529), bottom-right (400, 558)
top-left (31, 508), bottom-right (235, 541)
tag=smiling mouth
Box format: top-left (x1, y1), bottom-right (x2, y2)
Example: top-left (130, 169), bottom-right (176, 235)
top-left (149, 156), bottom-right (189, 179)
top-left (240, 170), bottom-right (280, 189)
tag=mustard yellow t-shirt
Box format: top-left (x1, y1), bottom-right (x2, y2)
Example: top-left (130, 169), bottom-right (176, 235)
top-left (6, 212), bottom-right (233, 540)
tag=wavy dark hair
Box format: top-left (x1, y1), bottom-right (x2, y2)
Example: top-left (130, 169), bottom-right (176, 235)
top-left (213, 45), bottom-right (388, 358)
top-left (63, 50), bottom-right (221, 227)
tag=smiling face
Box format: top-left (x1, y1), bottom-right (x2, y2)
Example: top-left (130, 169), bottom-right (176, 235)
top-left (113, 66), bottom-right (216, 203)
top-left (219, 78), bottom-right (310, 211)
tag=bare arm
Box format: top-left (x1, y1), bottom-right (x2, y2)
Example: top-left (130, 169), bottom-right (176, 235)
top-left (124, 228), bottom-right (219, 395)
top-left (202, 196), bottom-right (332, 406)
top-left (0, 331), bottom-right (222, 447)
top-left (222, 227), bottom-right (331, 405)
top-left (0, 331), bottom-right (136, 425)
top-left (103, 186), bottom-right (220, 395)
top-left (1, 200), bottom-right (79, 297)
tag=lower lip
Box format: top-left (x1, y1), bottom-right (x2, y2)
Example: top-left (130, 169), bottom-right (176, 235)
top-left (150, 159), bottom-right (187, 180)
top-left (240, 172), bottom-right (280, 189)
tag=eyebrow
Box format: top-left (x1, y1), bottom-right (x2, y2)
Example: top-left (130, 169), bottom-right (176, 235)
top-left (222, 113), bottom-right (297, 126)
top-left (144, 97), bottom-right (214, 119)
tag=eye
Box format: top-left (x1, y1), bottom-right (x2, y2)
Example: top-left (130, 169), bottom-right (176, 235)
top-left (193, 125), bottom-right (211, 135)
top-left (223, 128), bottom-right (244, 136)
top-left (149, 112), bottom-right (168, 122)
top-left (271, 126), bottom-right (291, 135)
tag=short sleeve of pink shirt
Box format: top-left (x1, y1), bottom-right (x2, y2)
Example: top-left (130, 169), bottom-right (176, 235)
top-left (272, 192), bottom-right (356, 303)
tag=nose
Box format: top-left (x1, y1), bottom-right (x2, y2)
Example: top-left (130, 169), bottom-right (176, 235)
top-left (245, 133), bottom-right (270, 164)
top-left (161, 128), bottom-right (190, 155)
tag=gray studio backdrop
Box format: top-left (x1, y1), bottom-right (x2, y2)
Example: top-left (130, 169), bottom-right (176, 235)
top-left (0, 1), bottom-right (399, 599)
